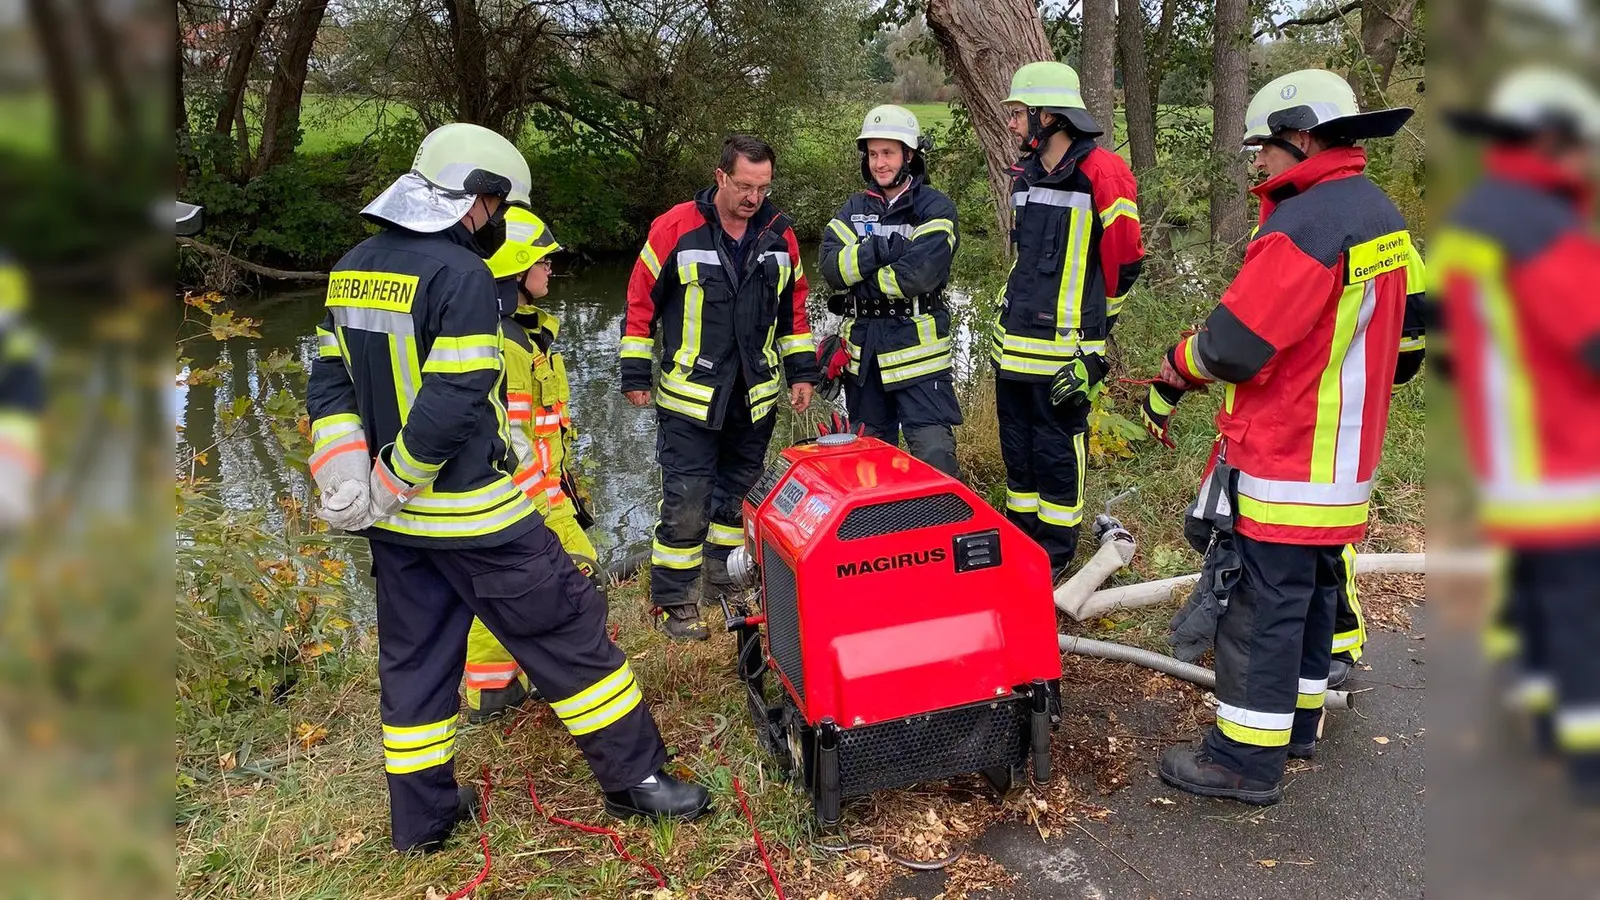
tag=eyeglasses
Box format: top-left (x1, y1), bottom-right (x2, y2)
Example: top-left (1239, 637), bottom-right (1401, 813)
top-left (725, 178), bottom-right (773, 198)
top-left (1005, 107), bottom-right (1028, 123)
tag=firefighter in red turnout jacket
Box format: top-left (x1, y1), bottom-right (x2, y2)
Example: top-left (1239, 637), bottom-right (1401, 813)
top-left (817, 106), bottom-right (962, 476)
top-left (620, 136), bottom-right (819, 641)
top-left (994, 62), bottom-right (1144, 581)
top-left (306, 124), bottom-right (710, 852)
top-left (1154, 70), bottom-right (1415, 804)
top-left (1438, 66), bottom-right (1600, 801)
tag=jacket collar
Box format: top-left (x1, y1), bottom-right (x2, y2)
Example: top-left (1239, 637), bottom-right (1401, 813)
top-left (1484, 145), bottom-right (1594, 215)
top-left (694, 185), bottom-right (789, 237)
top-left (864, 175), bottom-right (921, 209)
top-left (1019, 136), bottom-right (1097, 185)
top-left (1253, 145), bottom-right (1368, 221)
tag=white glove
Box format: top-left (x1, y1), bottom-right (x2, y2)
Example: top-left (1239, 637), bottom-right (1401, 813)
top-left (312, 446), bottom-right (374, 532)
top-left (367, 446), bottom-right (421, 523)
top-left (0, 457), bottom-right (37, 533)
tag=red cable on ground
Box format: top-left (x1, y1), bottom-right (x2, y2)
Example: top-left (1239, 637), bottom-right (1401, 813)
top-left (445, 766), bottom-right (494, 900)
top-left (707, 716), bottom-right (787, 900)
top-left (525, 774), bottom-right (667, 889)
top-left (730, 767), bottom-right (788, 900)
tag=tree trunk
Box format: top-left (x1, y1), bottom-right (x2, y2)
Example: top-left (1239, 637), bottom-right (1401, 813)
top-left (926, 0), bottom-right (1052, 240)
top-left (1349, 0), bottom-right (1418, 109)
top-left (72, 0), bottom-right (137, 140)
top-left (1208, 0), bottom-right (1250, 255)
top-left (253, 0), bottom-right (330, 175)
top-left (443, 0), bottom-right (491, 126)
top-left (1118, 0), bottom-right (1166, 249)
top-left (1079, 0), bottom-right (1116, 148)
top-left (211, 0), bottom-right (277, 173)
top-left (25, 0), bottom-right (87, 165)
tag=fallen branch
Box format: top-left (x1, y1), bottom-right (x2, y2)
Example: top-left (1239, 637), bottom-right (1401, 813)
top-left (177, 237), bottom-right (328, 282)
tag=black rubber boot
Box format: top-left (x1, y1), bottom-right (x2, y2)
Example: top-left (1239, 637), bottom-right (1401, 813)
top-left (1287, 740), bottom-right (1316, 760)
top-left (1051, 564), bottom-right (1073, 588)
top-left (467, 679), bottom-right (531, 725)
top-left (413, 785), bottom-right (482, 854)
top-left (1159, 744), bottom-right (1283, 806)
top-left (1328, 653), bottom-right (1355, 690)
top-left (657, 604), bottom-right (710, 642)
top-left (604, 769), bottom-right (714, 821)
top-left (702, 557), bottom-right (736, 607)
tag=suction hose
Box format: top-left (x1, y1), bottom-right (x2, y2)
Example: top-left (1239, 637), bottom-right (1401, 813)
top-left (1058, 634), bottom-right (1352, 709)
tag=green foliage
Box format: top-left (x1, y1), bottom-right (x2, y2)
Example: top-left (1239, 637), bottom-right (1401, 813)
top-left (175, 295), bottom-right (359, 752)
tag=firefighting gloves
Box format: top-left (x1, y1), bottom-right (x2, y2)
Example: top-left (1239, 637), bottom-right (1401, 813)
top-left (1049, 356), bottom-right (1108, 408)
top-left (818, 334), bottom-right (851, 381)
top-left (367, 444), bottom-right (426, 523)
top-left (1169, 534), bottom-right (1242, 663)
top-left (818, 411), bottom-right (866, 437)
top-left (0, 457), bottom-right (35, 532)
top-left (1140, 381), bottom-right (1186, 449)
top-left (313, 447), bottom-right (374, 532)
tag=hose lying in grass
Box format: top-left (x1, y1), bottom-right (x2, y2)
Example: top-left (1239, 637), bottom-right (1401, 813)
top-left (1060, 551), bottom-right (1426, 622)
top-left (1057, 635), bottom-right (1352, 710)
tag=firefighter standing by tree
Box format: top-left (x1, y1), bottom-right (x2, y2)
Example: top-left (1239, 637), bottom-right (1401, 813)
top-left (620, 135), bottom-right (818, 641)
top-left (306, 123), bottom-right (710, 853)
top-left (994, 62), bottom-right (1145, 582)
top-left (1437, 66), bottom-right (1600, 801)
top-left (460, 207), bottom-right (607, 722)
top-left (1153, 70), bottom-right (1415, 804)
top-left (0, 253), bottom-right (40, 535)
top-left (816, 105), bottom-right (962, 476)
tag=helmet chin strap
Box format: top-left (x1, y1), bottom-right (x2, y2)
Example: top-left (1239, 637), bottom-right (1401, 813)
top-left (1262, 135), bottom-right (1309, 162)
top-left (1023, 107), bottom-right (1068, 154)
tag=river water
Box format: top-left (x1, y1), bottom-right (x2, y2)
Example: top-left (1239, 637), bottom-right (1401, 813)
top-left (174, 255), bottom-right (988, 574)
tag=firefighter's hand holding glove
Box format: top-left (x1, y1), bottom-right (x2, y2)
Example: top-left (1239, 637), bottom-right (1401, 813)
top-left (364, 444), bottom-right (426, 525)
top-left (1168, 535), bottom-right (1242, 663)
top-left (1049, 356), bottom-right (1108, 408)
top-left (313, 445), bottom-right (374, 532)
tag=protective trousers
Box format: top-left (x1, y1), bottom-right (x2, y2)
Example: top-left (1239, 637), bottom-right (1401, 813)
top-left (463, 509), bottom-right (602, 712)
top-left (1331, 544), bottom-right (1367, 661)
top-left (995, 377), bottom-right (1088, 569)
top-left (1503, 545), bottom-right (1600, 788)
top-left (845, 358), bottom-right (962, 478)
top-left (1203, 533), bottom-right (1341, 783)
top-left (369, 522), bottom-right (665, 851)
top-left (650, 400), bottom-right (775, 611)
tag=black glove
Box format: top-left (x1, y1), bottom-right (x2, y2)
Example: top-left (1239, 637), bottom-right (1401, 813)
top-left (1049, 356), bottom-right (1108, 408)
top-left (1168, 536), bottom-right (1241, 663)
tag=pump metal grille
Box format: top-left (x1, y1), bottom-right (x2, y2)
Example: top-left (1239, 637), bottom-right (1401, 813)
top-left (762, 541), bottom-right (804, 703)
top-left (836, 493), bottom-right (973, 541)
top-left (837, 699), bottom-right (1026, 796)
top-left (746, 459), bottom-right (793, 508)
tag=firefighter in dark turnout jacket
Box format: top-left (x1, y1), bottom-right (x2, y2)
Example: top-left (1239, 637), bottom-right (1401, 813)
top-left (995, 62), bottom-right (1145, 580)
top-left (1152, 71), bottom-right (1415, 805)
top-left (1439, 66), bottom-right (1600, 801)
top-left (306, 124), bottom-right (710, 852)
top-left (817, 105), bottom-right (962, 476)
top-left (620, 136), bottom-right (819, 641)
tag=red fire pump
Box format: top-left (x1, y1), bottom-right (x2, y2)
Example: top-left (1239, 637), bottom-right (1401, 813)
top-left (719, 432), bottom-right (1063, 824)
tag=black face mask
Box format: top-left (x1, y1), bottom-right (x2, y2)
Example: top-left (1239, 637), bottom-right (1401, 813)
top-left (472, 204), bottom-right (509, 259)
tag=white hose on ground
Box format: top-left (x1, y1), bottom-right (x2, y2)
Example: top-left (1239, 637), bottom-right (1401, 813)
top-left (1061, 551), bottom-right (1427, 622)
top-left (1058, 634), bottom-right (1352, 709)
top-left (1054, 535), bottom-right (1137, 619)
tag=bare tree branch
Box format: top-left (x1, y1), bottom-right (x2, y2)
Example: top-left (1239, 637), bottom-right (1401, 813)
top-left (1254, 0), bottom-right (1362, 39)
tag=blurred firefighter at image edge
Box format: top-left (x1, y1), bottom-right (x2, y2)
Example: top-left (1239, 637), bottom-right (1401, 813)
top-left (305, 122), bottom-right (710, 853)
top-left (993, 61), bottom-right (1145, 584)
top-left (0, 253), bottom-right (41, 535)
top-left (458, 207), bottom-right (607, 722)
top-left (1439, 65), bottom-right (1600, 802)
top-left (619, 136), bottom-right (819, 642)
top-left (816, 104), bottom-right (963, 477)
top-left (1152, 69), bottom-right (1414, 805)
